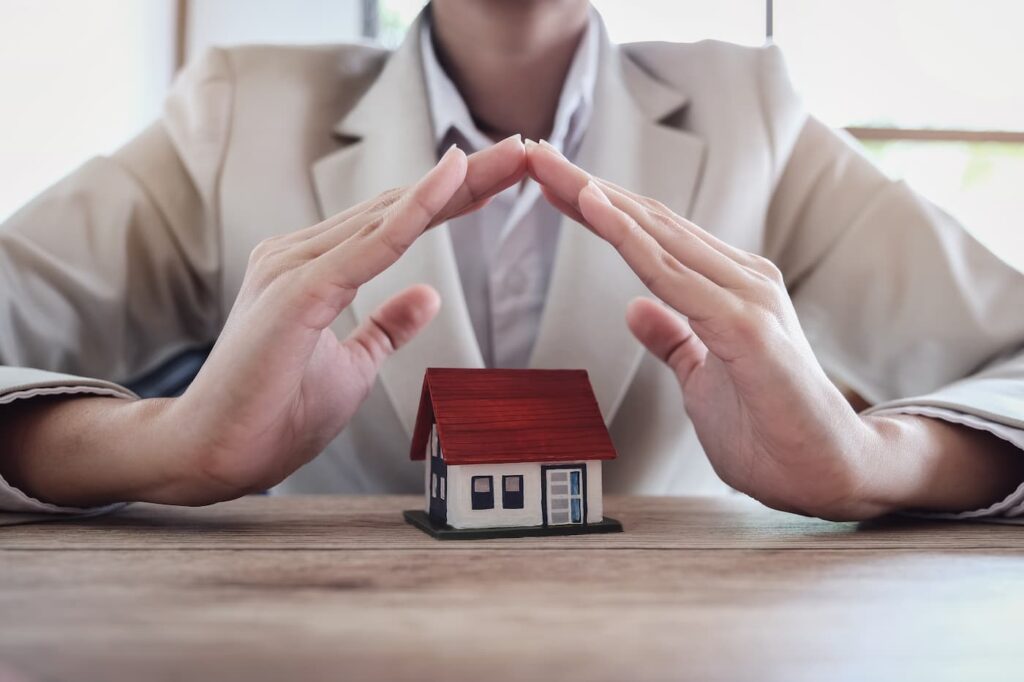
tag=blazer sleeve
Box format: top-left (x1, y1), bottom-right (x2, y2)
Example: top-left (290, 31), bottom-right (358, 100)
top-left (0, 48), bottom-right (234, 518)
top-left (759, 47), bottom-right (1024, 519)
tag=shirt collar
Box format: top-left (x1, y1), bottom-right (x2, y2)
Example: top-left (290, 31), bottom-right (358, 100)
top-left (419, 8), bottom-right (599, 155)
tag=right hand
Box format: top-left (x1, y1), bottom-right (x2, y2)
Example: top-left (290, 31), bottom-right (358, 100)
top-left (0, 137), bottom-right (524, 508)
top-left (0, 138), bottom-right (511, 514)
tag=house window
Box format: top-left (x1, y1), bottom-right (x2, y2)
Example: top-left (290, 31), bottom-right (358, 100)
top-left (502, 475), bottom-right (524, 509)
top-left (471, 476), bottom-right (494, 510)
top-left (431, 473), bottom-right (437, 498)
top-left (440, 476), bottom-right (446, 500)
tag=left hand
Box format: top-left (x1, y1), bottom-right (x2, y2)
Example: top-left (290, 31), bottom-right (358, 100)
top-left (527, 140), bottom-right (889, 519)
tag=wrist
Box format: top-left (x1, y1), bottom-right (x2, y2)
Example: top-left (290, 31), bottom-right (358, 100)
top-left (791, 414), bottom-right (898, 521)
top-left (146, 395), bottom-right (249, 505)
top-left (850, 413), bottom-right (1024, 516)
top-left (845, 414), bottom-right (924, 518)
top-left (110, 396), bottom-right (201, 504)
top-left (814, 413), bottom-right (955, 519)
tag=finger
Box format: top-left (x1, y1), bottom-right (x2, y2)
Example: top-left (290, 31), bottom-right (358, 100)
top-left (626, 298), bottom-right (707, 386)
top-left (258, 189), bottom-right (402, 256)
top-left (530, 138), bottom-right (760, 287)
top-left (597, 183), bottom-right (754, 289)
top-left (315, 144), bottom-right (468, 287)
top-left (526, 139), bottom-right (590, 213)
top-left (434, 134), bottom-right (526, 224)
top-left (529, 139), bottom-right (762, 272)
top-left (301, 137), bottom-right (521, 257)
top-left (447, 196), bottom-right (493, 221)
top-left (343, 284), bottom-right (442, 368)
top-left (540, 183), bottom-right (588, 226)
top-left (577, 180), bottom-right (731, 322)
top-left (594, 176), bottom-right (761, 267)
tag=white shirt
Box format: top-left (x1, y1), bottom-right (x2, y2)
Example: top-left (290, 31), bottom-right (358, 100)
top-left (420, 11), bottom-right (600, 368)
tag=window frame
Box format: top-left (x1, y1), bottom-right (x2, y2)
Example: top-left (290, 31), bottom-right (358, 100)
top-left (471, 475), bottom-right (494, 510)
top-left (502, 475), bottom-right (524, 509)
top-left (845, 127), bottom-right (1024, 145)
top-left (366, 0), bottom-right (1023, 144)
top-left (767, 0), bottom-right (1024, 145)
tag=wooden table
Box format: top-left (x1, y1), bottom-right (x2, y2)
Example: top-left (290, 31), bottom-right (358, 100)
top-left (2, 496), bottom-right (1023, 682)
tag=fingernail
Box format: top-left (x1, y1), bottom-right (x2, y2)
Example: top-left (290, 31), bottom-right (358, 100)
top-left (438, 143), bottom-right (463, 165)
top-left (539, 139), bottom-right (560, 155)
top-left (584, 180), bottom-right (611, 205)
top-left (524, 138), bottom-right (538, 149)
top-left (501, 133), bottom-right (523, 145)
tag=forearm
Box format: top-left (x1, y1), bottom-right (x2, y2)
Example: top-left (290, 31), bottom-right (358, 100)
top-left (859, 414), bottom-right (1024, 517)
top-left (0, 396), bottom-right (195, 508)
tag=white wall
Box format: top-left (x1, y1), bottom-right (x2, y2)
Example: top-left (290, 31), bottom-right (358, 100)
top-left (584, 461), bottom-right (604, 522)
top-left (591, 0), bottom-right (765, 46)
top-left (0, 0), bottom-right (367, 223)
top-left (0, 0), bottom-right (176, 222)
top-left (445, 461), bottom-right (604, 530)
top-left (446, 462), bottom-right (544, 530)
top-left (186, 0), bottom-right (363, 60)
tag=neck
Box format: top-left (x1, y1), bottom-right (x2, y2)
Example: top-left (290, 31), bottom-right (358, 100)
top-left (429, 0), bottom-right (591, 142)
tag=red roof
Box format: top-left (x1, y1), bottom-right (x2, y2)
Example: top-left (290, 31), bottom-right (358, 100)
top-left (409, 368), bottom-right (617, 465)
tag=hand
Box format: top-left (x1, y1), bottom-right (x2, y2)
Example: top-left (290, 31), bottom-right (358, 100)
top-left (169, 136), bottom-right (527, 503)
top-left (1, 136), bottom-right (527, 508)
top-left (526, 140), bottom-right (898, 520)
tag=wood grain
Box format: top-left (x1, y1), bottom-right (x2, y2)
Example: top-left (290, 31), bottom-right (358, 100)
top-left (2, 496), bottom-right (1023, 682)
top-left (4, 495), bottom-right (1021, 550)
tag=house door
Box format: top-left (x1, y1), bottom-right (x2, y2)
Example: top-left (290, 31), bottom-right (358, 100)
top-left (544, 466), bottom-right (584, 526)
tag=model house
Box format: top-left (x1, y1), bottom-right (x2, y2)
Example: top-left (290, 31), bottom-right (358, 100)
top-left (403, 368), bottom-right (623, 539)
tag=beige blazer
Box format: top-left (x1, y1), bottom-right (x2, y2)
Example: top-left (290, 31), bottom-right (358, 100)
top-left (2, 14), bottom-right (1023, 504)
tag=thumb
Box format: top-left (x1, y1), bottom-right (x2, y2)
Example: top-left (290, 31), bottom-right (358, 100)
top-left (343, 284), bottom-right (441, 369)
top-left (626, 297), bottom-right (706, 386)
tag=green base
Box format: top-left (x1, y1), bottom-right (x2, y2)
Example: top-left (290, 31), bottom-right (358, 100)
top-left (403, 509), bottom-right (624, 540)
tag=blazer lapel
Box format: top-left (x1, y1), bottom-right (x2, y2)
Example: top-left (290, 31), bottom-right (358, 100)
top-left (311, 15), bottom-right (484, 435)
top-left (529, 28), bottom-right (706, 422)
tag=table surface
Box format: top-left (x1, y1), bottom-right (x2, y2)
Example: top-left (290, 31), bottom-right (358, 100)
top-left (2, 495), bottom-right (1023, 682)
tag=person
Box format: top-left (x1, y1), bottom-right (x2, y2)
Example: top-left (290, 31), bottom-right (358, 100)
top-left (1, 0), bottom-right (1023, 524)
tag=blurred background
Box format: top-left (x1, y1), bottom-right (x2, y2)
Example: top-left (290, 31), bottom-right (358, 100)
top-left (1, 0), bottom-right (1021, 266)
